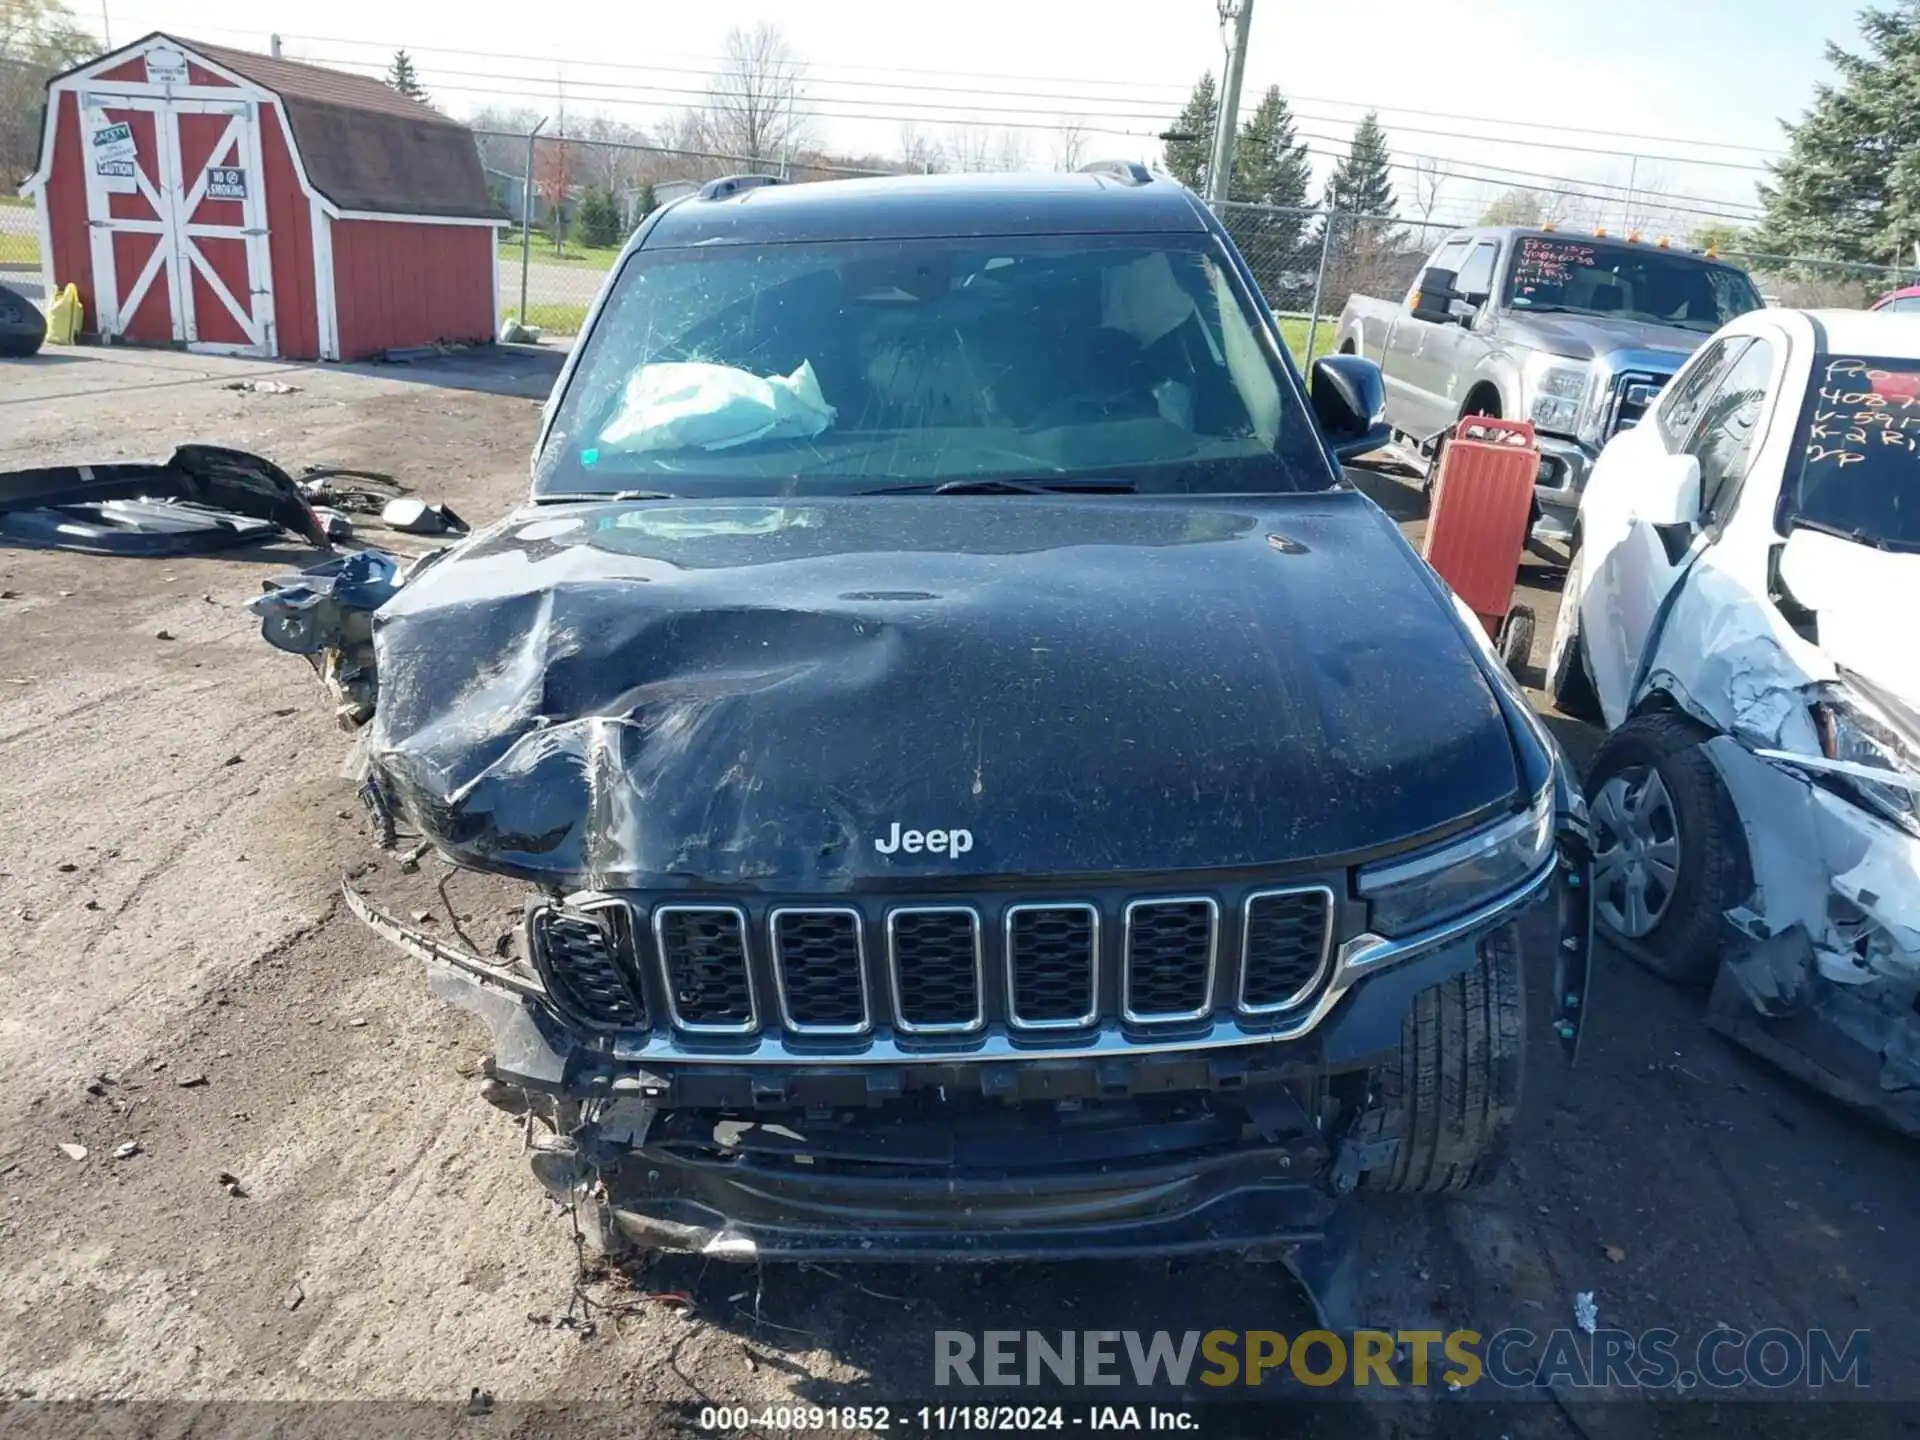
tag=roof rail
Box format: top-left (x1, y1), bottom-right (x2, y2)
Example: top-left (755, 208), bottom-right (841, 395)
top-left (1078, 159), bottom-right (1153, 186)
top-left (698, 174), bottom-right (787, 201)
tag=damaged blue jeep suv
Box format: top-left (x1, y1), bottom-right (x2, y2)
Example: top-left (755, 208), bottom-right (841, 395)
top-left (257, 166), bottom-right (1593, 1262)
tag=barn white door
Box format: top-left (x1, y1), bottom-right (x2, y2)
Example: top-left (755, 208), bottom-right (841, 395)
top-left (79, 93), bottom-right (275, 355)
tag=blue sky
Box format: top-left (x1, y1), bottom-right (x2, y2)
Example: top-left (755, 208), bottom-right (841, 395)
top-left (91, 0), bottom-right (1858, 230)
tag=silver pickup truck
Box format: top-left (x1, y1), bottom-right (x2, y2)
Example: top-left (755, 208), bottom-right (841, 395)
top-left (1334, 226), bottom-right (1765, 544)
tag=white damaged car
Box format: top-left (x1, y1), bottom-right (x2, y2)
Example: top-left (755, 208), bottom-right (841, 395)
top-left (1545, 307), bottom-right (1920, 1132)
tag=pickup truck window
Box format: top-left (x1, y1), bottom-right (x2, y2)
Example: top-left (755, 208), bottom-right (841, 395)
top-left (1455, 241), bottom-right (1500, 300)
top-left (1781, 353), bottom-right (1920, 553)
top-left (1411, 237), bottom-right (1473, 297)
top-left (1505, 237), bottom-right (1763, 334)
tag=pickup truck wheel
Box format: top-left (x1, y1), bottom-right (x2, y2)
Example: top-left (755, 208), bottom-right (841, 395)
top-left (1351, 931), bottom-right (1523, 1194)
top-left (1585, 712), bottom-right (1749, 986)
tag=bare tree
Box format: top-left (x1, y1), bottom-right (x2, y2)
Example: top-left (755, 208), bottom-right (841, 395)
top-left (993, 128), bottom-right (1031, 173)
top-left (941, 125), bottom-right (993, 173)
top-left (571, 111), bottom-right (654, 193)
top-left (1, 0), bottom-right (94, 184)
top-left (898, 123), bottom-right (944, 174)
top-left (1053, 118), bottom-right (1088, 172)
top-left (1410, 157), bottom-right (1445, 226)
top-left (703, 22), bottom-right (809, 168)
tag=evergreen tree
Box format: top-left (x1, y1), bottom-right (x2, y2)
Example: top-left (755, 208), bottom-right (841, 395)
top-left (1322, 112), bottom-right (1397, 217)
top-left (633, 181), bottom-right (660, 222)
top-left (1161, 72), bottom-right (1217, 192)
top-left (386, 50), bottom-right (431, 106)
top-left (1223, 86), bottom-right (1315, 307)
top-left (572, 186), bottom-right (624, 249)
top-left (1318, 114), bottom-right (1403, 318)
top-left (1755, 2), bottom-right (1920, 264)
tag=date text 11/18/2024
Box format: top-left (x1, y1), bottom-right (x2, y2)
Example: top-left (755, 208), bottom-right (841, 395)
top-left (697, 1406), bottom-right (1197, 1432)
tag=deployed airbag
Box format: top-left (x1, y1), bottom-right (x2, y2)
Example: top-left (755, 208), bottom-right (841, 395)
top-left (597, 361), bottom-right (836, 454)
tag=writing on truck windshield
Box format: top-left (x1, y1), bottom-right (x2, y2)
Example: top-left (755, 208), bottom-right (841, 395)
top-left (1783, 354), bottom-right (1920, 553)
top-left (1504, 237), bottom-right (1763, 334)
top-left (533, 233), bottom-right (1333, 499)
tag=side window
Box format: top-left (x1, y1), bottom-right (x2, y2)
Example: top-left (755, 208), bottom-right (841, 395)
top-left (1684, 338), bottom-right (1775, 519)
top-left (1454, 241), bottom-right (1500, 300)
top-left (1411, 238), bottom-right (1473, 298)
top-left (1893, 295), bottom-right (1920, 313)
top-left (1656, 337), bottom-right (1746, 448)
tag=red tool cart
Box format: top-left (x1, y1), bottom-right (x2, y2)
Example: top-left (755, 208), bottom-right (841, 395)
top-left (1421, 417), bottom-right (1540, 676)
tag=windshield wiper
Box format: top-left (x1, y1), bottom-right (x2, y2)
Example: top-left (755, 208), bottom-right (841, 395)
top-left (858, 477), bottom-right (1139, 496)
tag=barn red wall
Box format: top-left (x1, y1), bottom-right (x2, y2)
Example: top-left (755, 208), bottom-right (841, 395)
top-left (260, 105), bottom-right (318, 360)
top-left (329, 221), bottom-right (496, 361)
top-left (42, 91), bottom-right (94, 325)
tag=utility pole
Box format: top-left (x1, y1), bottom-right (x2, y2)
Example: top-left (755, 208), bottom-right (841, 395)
top-left (270, 34), bottom-right (282, 58)
top-left (521, 116), bottom-right (548, 325)
top-left (1622, 154), bottom-right (1639, 232)
top-left (1205, 0), bottom-right (1254, 204)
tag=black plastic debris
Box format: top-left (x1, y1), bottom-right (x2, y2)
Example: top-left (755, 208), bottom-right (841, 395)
top-left (380, 497), bottom-right (469, 535)
top-left (0, 446), bottom-right (332, 556)
top-left (0, 283), bottom-right (45, 359)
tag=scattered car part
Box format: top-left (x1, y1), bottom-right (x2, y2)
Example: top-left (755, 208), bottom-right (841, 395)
top-left (380, 497), bottom-right (469, 535)
top-left (250, 550), bottom-right (402, 727)
top-left (0, 446), bottom-right (331, 555)
top-left (0, 282), bottom-right (45, 359)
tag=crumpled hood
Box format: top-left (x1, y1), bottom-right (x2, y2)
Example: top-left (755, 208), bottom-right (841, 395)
top-left (1783, 530), bottom-right (1920, 706)
top-left (1498, 311), bottom-right (1703, 365)
top-left (365, 492), bottom-right (1521, 887)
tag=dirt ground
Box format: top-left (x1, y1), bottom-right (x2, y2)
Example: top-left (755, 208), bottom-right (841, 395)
top-left (2, 346), bottom-right (1917, 1437)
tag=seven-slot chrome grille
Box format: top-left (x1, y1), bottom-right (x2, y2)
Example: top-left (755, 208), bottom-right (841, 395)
top-left (529, 885), bottom-right (1337, 1051)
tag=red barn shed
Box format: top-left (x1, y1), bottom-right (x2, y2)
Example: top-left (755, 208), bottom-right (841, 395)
top-left (18, 32), bottom-right (504, 361)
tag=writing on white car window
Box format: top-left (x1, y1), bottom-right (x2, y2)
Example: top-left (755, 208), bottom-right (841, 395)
top-left (1785, 354), bottom-right (1920, 552)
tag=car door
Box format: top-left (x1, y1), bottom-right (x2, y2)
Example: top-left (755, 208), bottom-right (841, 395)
top-left (1423, 237), bottom-right (1502, 420)
top-left (1579, 334), bottom-right (1781, 724)
top-left (1384, 235), bottom-right (1474, 437)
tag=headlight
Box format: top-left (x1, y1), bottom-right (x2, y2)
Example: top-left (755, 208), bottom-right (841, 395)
top-left (1813, 691), bottom-right (1920, 836)
top-left (1521, 353), bottom-right (1595, 437)
top-left (1357, 787), bottom-right (1555, 938)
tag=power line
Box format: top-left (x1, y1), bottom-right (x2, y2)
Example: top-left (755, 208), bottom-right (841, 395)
top-left (281, 46), bottom-right (1776, 177)
top-left (122, 17), bottom-right (1784, 166)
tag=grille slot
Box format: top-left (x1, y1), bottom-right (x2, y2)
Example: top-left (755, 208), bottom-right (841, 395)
top-left (1608, 370), bottom-right (1668, 437)
top-left (1239, 887), bottom-right (1335, 1015)
top-left (770, 907), bottom-right (870, 1035)
top-left (1005, 903), bottom-right (1100, 1029)
top-left (887, 907), bottom-right (984, 1035)
top-left (534, 906), bottom-right (645, 1028)
top-left (654, 905), bottom-right (757, 1034)
top-left (1122, 898), bottom-right (1218, 1023)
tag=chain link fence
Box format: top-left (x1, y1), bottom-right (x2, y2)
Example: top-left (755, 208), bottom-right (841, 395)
top-left (0, 199), bottom-right (41, 308)
top-left (483, 129), bottom-right (899, 338)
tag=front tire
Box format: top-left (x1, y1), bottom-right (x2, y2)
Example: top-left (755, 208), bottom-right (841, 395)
top-left (1353, 932), bottom-right (1524, 1194)
top-left (1585, 712), bottom-right (1749, 985)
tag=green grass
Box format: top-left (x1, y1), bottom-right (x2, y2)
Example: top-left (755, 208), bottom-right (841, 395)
top-left (499, 233), bottom-right (621, 270)
top-left (504, 304), bottom-right (589, 336)
top-left (1279, 316), bottom-right (1339, 369)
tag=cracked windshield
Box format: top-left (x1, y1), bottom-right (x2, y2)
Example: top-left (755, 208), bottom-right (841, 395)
top-left (535, 234), bottom-right (1330, 497)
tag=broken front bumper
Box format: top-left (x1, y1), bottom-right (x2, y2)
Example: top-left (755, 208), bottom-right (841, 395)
top-left (347, 847), bottom-right (1587, 1261)
top-left (1701, 735), bottom-right (1920, 1134)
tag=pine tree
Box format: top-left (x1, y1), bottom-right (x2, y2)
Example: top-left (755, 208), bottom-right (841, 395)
top-left (1223, 87), bottom-right (1315, 307)
top-left (633, 181), bottom-right (660, 221)
top-left (1755, 2), bottom-right (1920, 265)
top-left (386, 50), bottom-right (431, 106)
top-left (1322, 112), bottom-right (1397, 218)
top-left (1161, 72), bottom-right (1217, 192)
top-left (572, 186), bottom-right (624, 249)
top-left (1318, 114), bottom-right (1403, 320)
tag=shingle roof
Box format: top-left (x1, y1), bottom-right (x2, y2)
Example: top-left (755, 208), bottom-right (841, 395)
top-left (181, 37), bottom-right (503, 221)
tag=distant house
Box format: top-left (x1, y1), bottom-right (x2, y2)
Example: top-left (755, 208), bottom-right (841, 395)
top-left (618, 178), bottom-right (695, 225)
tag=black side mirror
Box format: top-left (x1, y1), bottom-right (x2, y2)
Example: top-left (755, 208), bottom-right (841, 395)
top-left (1311, 354), bottom-right (1390, 462)
top-left (1410, 267), bottom-right (1461, 324)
